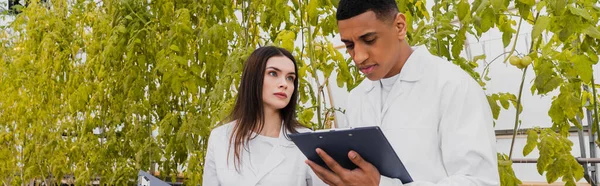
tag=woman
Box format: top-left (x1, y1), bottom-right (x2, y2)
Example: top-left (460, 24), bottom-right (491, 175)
top-left (202, 46), bottom-right (323, 186)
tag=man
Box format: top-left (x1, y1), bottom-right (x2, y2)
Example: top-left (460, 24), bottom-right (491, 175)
top-left (304, 0), bottom-right (500, 185)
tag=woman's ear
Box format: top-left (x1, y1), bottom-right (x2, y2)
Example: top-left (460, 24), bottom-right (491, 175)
top-left (395, 13), bottom-right (407, 41)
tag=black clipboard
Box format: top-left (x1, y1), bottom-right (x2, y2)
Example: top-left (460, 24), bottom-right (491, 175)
top-left (289, 126), bottom-right (413, 184)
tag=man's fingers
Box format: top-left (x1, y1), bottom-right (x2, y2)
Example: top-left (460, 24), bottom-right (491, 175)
top-left (306, 160), bottom-right (329, 180)
top-left (306, 159), bottom-right (341, 185)
top-left (348, 150), bottom-right (372, 170)
top-left (316, 148), bottom-right (348, 175)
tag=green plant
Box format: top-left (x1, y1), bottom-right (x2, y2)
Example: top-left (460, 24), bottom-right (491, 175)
top-left (1, 0), bottom-right (599, 185)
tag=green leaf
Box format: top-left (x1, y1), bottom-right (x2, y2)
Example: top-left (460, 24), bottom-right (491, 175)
top-left (558, 24), bottom-right (575, 42)
top-left (537, 151), bottom-right (550, 174)
top-left (573, 55), bottom-right (593, 83)
top-left (499, 97), bottom-right (509, 109)
top-left (587, 51), bottom-right (598, 63)
top-left (536, 1), bottom-right (546, 12)
top-left (497, 153), bottom-right (522, 185)
top-left (435, 30), bottom-right (456, 38)
top-left (523, 129), bottom-right (538, 156)
top-left (300, 109), bottom-right (314, 125)
top-left (473, 54), bottom-right (486, 62)
top-left (487, 95), bottom-right (501, 119)
top-left (573, 160), bottom-right (585, 180)
top-left (405, 11), bottom-right (414, 32)
top-left (416, 0), bottom-right (431, 20)
top-left (117, 25), bottom-right (127, 33)
top-left (546, 167), bottom-right (559, 183)
top-left (515, 2), bottom-right (532, 20)
top-left (457, 0), bottom-right (470, 22)
top-left (307, 0), bottom-right (319, 24)
top-left (502, 31), bottom-right (512, 48)
top-left (291, 0), bottom-right (299, 9)
top-left (298, 66), bottom-right (308, 82)
top-left (171, 78), bottom-right (181, 94)
top-left (452, 29), bottom-right (466, 59)
top-left (547, 0), bottom-right (567, 16)
top-left (439, 40), bottom-right (451, 60)
top-left (517, 0), bottom-right (535, 6)
top-left (534, 73), bottom-right (562, 95)
top-left (582, 25), bottom-right (600, 40)
top-left (336, 71), bottom-right (346, 88)
top-left (491, 0), bottom-right (505, 11)
top-left (568, 5), bottom-right (593, 22)
top-left (277, 30), bottom-right (296, 52)
top-left (170, 45), bottom-right (180, 52)
top-left (500, 20), bottom-right (515, 48)
top-left (531, 16), bottom-right (550, 40)
top-left (480, 9), bottom-right (495, 32)
top-left (473, 0), bottom-right (489, 13)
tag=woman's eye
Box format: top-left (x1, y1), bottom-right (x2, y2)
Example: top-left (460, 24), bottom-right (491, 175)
top-left (287, 76), bottom-right (295, 81)
top-left (269, 71), bottom-right (277, 76)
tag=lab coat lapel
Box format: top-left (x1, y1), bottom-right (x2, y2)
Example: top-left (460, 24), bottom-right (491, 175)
top-left (251, 146), bottom-right (285, 185)
top-left (381, 80), bottom-right (405, 119)
top-left (382, 46), bottom-right (425, 119)
top-left (250, 124), bottom-right (289, 185)
top-left (366, 81), bottom-right (383, 126)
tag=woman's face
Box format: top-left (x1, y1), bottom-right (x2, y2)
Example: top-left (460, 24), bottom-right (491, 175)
top-left (262, 56), bottom-right (296, 112)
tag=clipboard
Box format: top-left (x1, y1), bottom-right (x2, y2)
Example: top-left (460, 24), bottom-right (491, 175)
top-left (289, 126), bottom-right (413, 184)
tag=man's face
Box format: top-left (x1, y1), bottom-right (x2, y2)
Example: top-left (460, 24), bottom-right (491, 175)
top-left (338, 11), bottom-right (405, 81)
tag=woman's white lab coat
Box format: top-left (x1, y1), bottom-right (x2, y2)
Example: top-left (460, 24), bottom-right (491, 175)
top-left (202, 121), bottom-right (324, 186)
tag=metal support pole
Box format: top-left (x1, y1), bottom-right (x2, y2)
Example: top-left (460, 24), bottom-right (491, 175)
top-left (587, 107), bottom-right (598, 185)
top-left (579, 114), bottom-right (595, 186)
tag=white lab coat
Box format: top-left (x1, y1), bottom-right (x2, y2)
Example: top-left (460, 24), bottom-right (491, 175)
top-left (341, 46), bottom-right (500, 186)
top-left (202, 121), bottom-right (325, 186)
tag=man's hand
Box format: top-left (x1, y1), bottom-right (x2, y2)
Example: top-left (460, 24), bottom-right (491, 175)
top-left (306, 148), bottom-right (380, 186)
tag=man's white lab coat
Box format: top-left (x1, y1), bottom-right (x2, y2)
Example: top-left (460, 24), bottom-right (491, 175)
top-left (341, 46), bottom-right (500, 186)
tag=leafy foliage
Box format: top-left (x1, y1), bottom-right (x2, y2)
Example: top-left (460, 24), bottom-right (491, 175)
top-left (0, 0), bottom-right (599, 185)
top-left (524, 128), bottom-right (584, 185)
top-left (498, 153), bottom-right (523, 186)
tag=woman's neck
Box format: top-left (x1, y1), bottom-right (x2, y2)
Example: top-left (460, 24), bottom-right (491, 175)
top-left (259, 107), bottom-right (282, 138)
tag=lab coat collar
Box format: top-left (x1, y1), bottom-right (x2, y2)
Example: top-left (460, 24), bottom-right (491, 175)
top-left (278, 124), bottom-right (298, 148)
top-left (250, 121), bottom-right (297, 148)
top-left (364, 45), bottom-right (426, 92)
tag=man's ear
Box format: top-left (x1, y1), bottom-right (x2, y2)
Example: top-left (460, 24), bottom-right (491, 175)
top-left (394, 13), bottom-right (407, 40)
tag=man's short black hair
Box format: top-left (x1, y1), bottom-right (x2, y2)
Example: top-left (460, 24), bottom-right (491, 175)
top-left (336, 0), bottom-right (399, 22)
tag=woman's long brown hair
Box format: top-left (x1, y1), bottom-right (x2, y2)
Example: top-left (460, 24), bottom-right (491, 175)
top-left (227, 46), bottom-right (301, 170)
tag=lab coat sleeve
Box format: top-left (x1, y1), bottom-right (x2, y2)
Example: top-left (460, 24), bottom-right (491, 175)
top-left (379, 176), bottom-right (404, 186)
top-left (381, 79), bottom-right (499, 186)
top-left (306, 166), bottom-right (313, 186)
top-left (306, 162), bottom-right (328, 186)
top-left (202, 130), bottom-right (221, 186)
